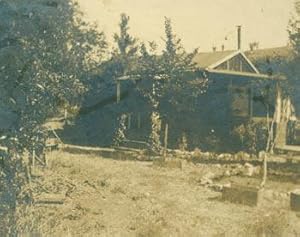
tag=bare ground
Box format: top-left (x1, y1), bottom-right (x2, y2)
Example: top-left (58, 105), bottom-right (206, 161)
top-left (16, 151), bottom-right (300, 237)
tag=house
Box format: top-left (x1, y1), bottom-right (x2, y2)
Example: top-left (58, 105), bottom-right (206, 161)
top-left (193, 50), bottom-right (274, 119)
top-left (109, 49), bottom-right (283, 152)
top-left (60, 48), bottom-right (287, 152)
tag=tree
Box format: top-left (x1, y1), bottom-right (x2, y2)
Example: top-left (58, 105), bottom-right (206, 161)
top-left (136, 17), bottom-right (205, 152)
top-left (287, 0), bottom-right (300, 106)
top-left (109, 16), bottom-right (206, 152)
top-left (106, 13), bottom-right (141, 146)
top-left (106, 13), bottom-right (139, 78)
top-left (289, 1), bottom-right (300, 56)
top-left (0, 0), bottom-right (107, 234)
top-left (159, 17), bottom-right (204, 111)
top-left (259, 1), bottom-right (300, 187)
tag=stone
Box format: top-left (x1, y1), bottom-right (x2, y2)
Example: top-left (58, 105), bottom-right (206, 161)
top-left (200, 172), bottom-right (216, 186)
top-left (224, 170), bottom-right (231, 177)
top-left (291, 189), bottom-right (300, 212)
top-left (202, 152), bottom-right (211, 160)
top-left (200, 178), bottom-right (213, 186)
top-left (203, 172), bottom-right (216, 180)
top-left (234, 151), bottom-right (251, 160)
top-left (258, 190), bottom-right (290, 209)
top-left (258, 151), bottom-right (267, 160)
top-left (244, 163), bottom-right (261, 177)
top-left (208, 183), bottom-right (224, 192)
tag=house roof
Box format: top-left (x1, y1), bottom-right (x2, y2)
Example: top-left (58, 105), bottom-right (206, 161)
top-left (245, 46), bottom-right (293, 63)
top-left (193, 50), bottom-right (259, 74)
top-left (193, 50), bottom-right (235, 69)
top-left (245, 46), bottom-right (293, 75)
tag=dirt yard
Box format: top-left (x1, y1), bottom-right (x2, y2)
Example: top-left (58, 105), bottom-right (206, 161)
top-left (16, 151), bottom-right (300, 237)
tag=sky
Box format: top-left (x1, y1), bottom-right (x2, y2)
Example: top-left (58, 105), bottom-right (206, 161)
top-left (77, 0), bottom-right (296, 52)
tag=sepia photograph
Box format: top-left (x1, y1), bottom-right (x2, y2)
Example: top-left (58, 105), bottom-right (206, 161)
top-left (0, 0), bottom-right (300, 236)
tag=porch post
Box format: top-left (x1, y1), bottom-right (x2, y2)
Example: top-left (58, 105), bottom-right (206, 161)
top-left (116, 81), bottom-right (121, 103)
top-left (249, 82), bottom-right (253, 118)
top-left (275, 81), bottom-right (282, 124)
top-left (137, 112), bottom-right (141, 129)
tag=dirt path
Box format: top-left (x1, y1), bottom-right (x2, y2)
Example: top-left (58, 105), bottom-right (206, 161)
top-left (17, 151), bottom-right (300, 236)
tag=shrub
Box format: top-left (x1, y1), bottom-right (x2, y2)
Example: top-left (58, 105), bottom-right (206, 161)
top-left (232, 120), bottom-right (268, 154)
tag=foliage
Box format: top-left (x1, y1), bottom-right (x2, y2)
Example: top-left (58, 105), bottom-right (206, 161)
top-left (136, 17), bottom-right (206, 151)
top-left (286, 1), bottom-right (300, 105)
top-left (113, 14), bottom-right (139, 60)
top-left (0, 0), bottom-right (107, 233)
top-left (104, 13), bottom-right (139, 78)
top-left (113, 114), bottom-right (127, 146)
top-left (108, 15), bottom-right (206, 151)
top-left (149, 112), bottom-right (162, 153)
top-left (139, 17), bottom-right (203, 111)
top-left (232, 120), bottom-right (268, 154)
top-left (289, 1), bottom-right (300, 57)
top-left (0, 0), bottom-right (107, 152)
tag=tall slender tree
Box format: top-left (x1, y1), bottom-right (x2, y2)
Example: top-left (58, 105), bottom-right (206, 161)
top-left (108, 13), bottom-right (139, 77)
top-left (136, 17), bottom-right (205, 152)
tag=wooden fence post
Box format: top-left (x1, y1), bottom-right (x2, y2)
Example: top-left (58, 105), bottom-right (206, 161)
top-left (127, 113), bottom-right (131, 129)
top-left (164, 123), bottom-right (169, 159)
top-left (250, 82), bottom-right (253, 118)
top-left (32, 148), bottom-right (35, 170)
top-left (116, 81), bottom-right (121, 103)
top-left (260, 153), bottom-right (268, 188)
top-left (64, 108), bottom-right (68, 120)
top-left (137, 113), bottom-right (141, 129)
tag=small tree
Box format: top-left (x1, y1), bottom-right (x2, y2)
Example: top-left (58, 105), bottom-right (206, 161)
top-left (137, 17), bottom-right (206, 152)
top-left (109, 13), bottom-right (139, 77)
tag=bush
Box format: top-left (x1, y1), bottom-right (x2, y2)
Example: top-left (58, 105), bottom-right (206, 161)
top-left (232, 120), bottom-right (268, 154)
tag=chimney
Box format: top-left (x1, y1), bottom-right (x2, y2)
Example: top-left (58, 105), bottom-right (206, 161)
top-left (237, 25), bottom-right (242, 50)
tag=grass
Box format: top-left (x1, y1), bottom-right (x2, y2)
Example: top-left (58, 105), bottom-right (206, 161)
top-left (12, 150), bottom-right (300, 237)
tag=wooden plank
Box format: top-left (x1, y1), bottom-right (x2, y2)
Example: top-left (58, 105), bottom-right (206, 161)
top-left (0, 146), bottom-right (8, 152)
top-left (276, 145), bottom-right (300, 153)
top-left (34, 194), bottom-right (65, 205)
top-left (51, 129), bottom-right (63, 144)
top-left (63, 144), bottom-right (115, 152)
top-left (33, 153), bottom-right (46, 166)
top-left (275, 145), bottom-right (300, 161)
top-left (207, 69), bottom-right (286, 81)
